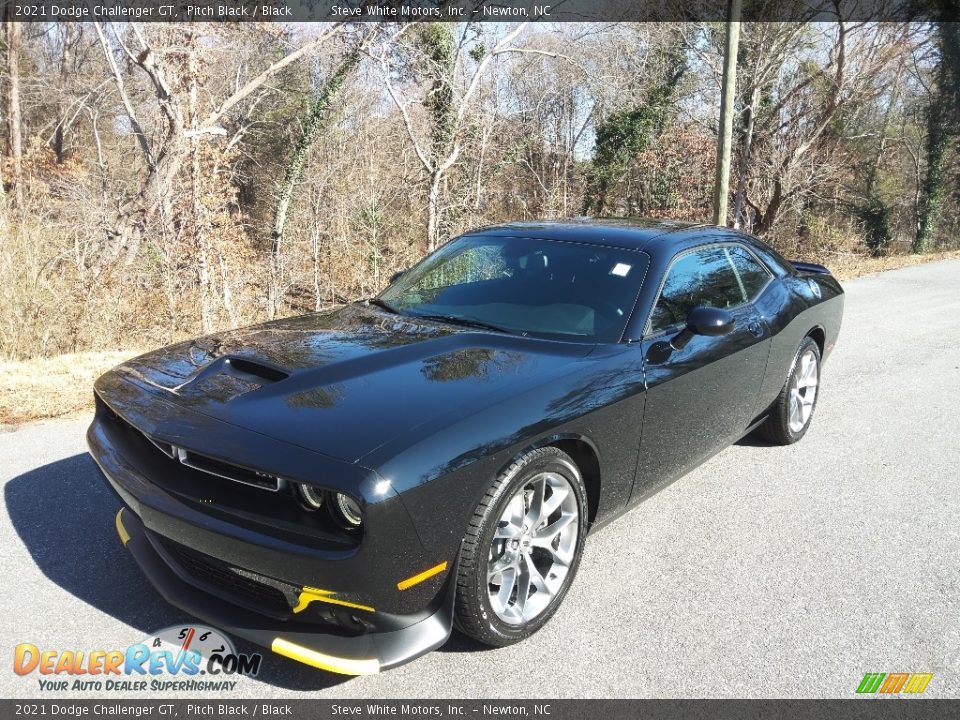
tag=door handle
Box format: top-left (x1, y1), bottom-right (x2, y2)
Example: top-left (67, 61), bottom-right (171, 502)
top-left (747, 319), bottom-right (765, 337)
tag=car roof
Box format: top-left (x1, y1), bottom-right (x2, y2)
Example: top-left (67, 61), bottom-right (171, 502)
top-left (460, 218), bottom-right (752, 257)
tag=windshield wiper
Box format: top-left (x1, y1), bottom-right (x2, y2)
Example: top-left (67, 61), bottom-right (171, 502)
top-left (411, 313), bottom-right (510, 334)
top-left (366, 298), bottom-right (400, 314)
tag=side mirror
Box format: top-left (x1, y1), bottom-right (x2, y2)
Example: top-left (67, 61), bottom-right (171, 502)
top-left (389, 269), bottom-right (405, 283)
top-left (670, 306), bottom-right (735, 351)
top-left (687, 306), bottom-right (735, 337)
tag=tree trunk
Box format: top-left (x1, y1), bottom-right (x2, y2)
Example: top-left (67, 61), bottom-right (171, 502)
top-left (426, 171), bottom-right (442, 253)
top-left (188, 38), bottom-right (214, 333)
top-left (732, 86), bottom-right (758, 229)
top-left (217, 249), bottom-right (237, 326)
top-left (755, 178), bottom-right (785, 236)
top-left (269, 51), bottom-right (360, 318)
top-left (54, 23), bottom-right (75, 164)
top-left (914, 94), bottom-right (949, 253)
top-left (422, 24), bottom-right (454, 252)
top-left (914, 26), bottom-right (955, 254)
top-left (6, 20), bottom-right (23, 205)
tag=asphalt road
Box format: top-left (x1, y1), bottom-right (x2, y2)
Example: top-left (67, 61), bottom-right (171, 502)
top-left (3, 259), bottom-right (959, 700)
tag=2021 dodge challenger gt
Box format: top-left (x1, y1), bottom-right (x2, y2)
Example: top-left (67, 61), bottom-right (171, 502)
top-left (88, 219), bottom-right (843, 675)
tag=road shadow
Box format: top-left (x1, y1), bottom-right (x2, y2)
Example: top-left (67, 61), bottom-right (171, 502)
top-left (734, 430), bottom-right (775, 448)
top-left (437, 631), bottom-right (487, 655)
top-left (4, 453), bottom-right (348, 692)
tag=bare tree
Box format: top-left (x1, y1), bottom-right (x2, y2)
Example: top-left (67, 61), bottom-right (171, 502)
top-left (728, 22), bottom-right (808, 228)
top-left (267, 26), bottom-right (394, 318)
top-left (5, 20), bottom-right (23, 205)
top-left (92, 21), bottom-right (346, 266)
top-left (381, 23), bottom-right (536, 251)
top-left (53, 22), bottom-right (76, 164)
top-left (0, 19), bottom-right (955, 365)
top-left (738, 21), bottom-right (909, 235)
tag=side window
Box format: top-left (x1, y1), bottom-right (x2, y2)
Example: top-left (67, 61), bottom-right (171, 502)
top-left (649, 246), bottom-right (745, 333)
top-left (726, 245), bottom-right (771, 300)
top-left (741, 240), bottom-right (791, 277)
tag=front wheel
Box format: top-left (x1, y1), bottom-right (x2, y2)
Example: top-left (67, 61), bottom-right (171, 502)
top-left (454, 447), bottom-right (588, 647)
top-left (761, 336), bottom-right (821, 445)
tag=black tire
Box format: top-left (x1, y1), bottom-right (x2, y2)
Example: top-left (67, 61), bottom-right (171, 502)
top-left (454, 446), bottom-right (588, 647)
top-left (760, 336), bottom-right (822, 445)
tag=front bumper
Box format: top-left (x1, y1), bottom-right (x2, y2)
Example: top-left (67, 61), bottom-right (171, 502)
top-left (87, 376), bottom-right (457, 674)
top-left (113, 506), bottom-right (455, 674)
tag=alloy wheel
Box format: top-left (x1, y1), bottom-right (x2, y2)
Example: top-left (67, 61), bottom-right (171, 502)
top-left (788, 349), bottom-right (819, 433)
top-left (486, 472), bottom-right (579, 625)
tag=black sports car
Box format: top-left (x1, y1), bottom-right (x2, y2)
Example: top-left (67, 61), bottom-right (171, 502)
top-left (88, 219), bottom-right (843, 675)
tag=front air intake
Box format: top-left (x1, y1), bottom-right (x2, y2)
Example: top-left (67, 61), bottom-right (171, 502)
top-left (177, 449), bottom-right (282, 492)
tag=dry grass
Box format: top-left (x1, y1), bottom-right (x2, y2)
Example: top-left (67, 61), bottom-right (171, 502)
top-left (0, 350), bottom-right (142, 426)
top-left (2, 248), bottom-right (959, 427)
top-left (823, 248), bottom-right (960, 281)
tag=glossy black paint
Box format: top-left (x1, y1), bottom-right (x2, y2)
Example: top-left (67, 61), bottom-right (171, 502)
top-left (687, 306), bottom-right (736, 337)
top-left (87, 218), bottom-right (844, 671)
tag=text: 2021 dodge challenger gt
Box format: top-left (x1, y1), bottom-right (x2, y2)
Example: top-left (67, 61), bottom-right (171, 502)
top-left (88, 219), bottom-right (843, 675)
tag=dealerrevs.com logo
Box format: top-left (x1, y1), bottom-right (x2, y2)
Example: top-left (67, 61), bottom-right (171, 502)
top-left (856, 672), bottom-right (934, 695)
top-left (13, 625), bottom-right (261, 692)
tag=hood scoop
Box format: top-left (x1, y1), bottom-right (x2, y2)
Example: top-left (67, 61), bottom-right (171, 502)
top-left (175, 356), bottom-right (290, 402)
top-left (224, 357), bottom-right (290, 383)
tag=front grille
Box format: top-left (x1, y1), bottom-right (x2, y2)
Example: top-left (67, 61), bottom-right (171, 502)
top-left (157, 537), bottom-right (296, 619)
top-left (98, 396), bottom-right (280, 491)
top-left (95, 393), bottom-right (361, 550)
top-left (178, 450), bottom-right (281, 491)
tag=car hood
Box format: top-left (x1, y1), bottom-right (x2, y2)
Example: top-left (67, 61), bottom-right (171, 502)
top-left (109, 304), bottom-right (595, 463)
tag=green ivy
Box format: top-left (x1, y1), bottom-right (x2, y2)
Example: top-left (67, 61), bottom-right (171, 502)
top-left (583, 59), bottom-right (686, 216)
top-left (914, 20), bottom-right (959, 253)
top-left (418, 24), bottom-right (456, 165)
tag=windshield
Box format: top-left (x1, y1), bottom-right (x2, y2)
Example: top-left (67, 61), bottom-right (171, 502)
top-left (377, 235), bottom-right (649, 342)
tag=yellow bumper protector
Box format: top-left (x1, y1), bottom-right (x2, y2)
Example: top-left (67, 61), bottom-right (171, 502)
top-left (271, 638), bottom-right (379, 676)
top-left (396, 561), bottom-right (448, 591)
top-left (292, 587), bottom-right (375, 614)
top-left (115, 508), bottom-right (130, 547)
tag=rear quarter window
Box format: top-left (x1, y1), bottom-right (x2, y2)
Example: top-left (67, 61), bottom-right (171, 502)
top-left (727, 245), bottom-right (772, 300)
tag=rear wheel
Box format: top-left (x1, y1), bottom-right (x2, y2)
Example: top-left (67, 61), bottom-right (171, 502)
top-left (761, 336), bottom-right (821, 445)
top-left (454, 447), bottom-right (588, 646)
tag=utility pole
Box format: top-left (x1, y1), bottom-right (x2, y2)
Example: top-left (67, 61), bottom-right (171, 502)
top-left (713, 0), bottom-right (742, 226)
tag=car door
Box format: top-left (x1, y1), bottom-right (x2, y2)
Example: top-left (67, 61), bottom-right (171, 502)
top-left (630, 243), bottom-right (773, 502)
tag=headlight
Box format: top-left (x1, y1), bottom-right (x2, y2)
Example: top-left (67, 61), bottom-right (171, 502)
top-left (334, 493), bottom-right (363, 528)
top-left (296, 483), bottom-right (324, 510)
